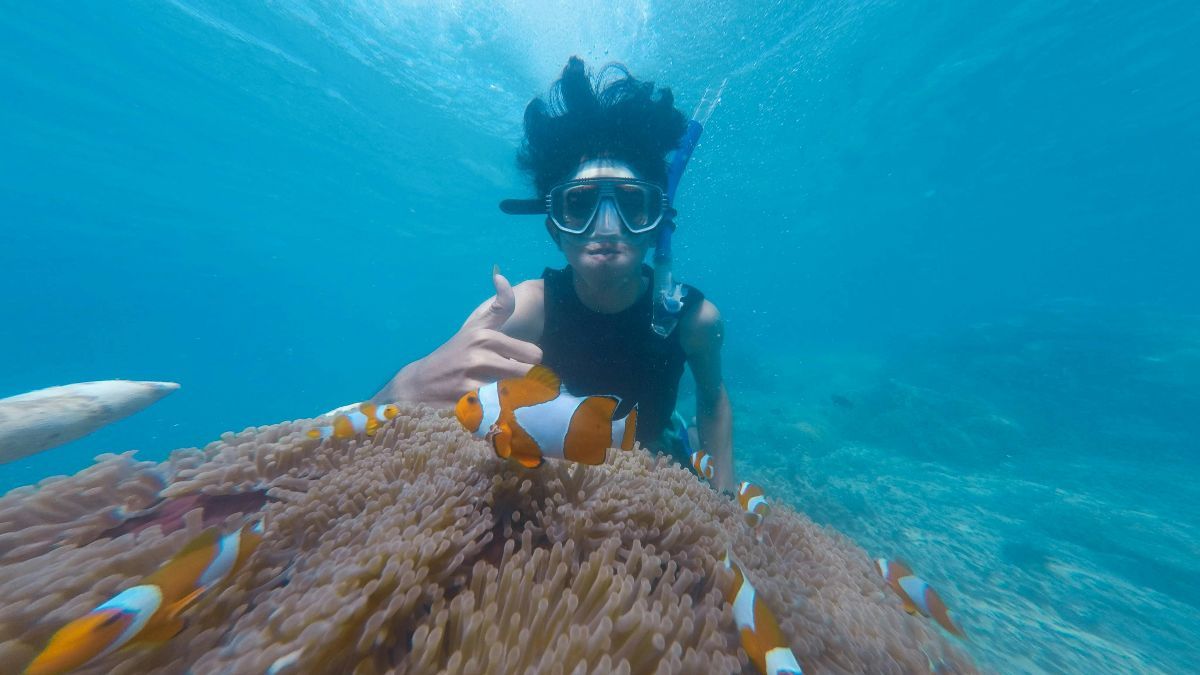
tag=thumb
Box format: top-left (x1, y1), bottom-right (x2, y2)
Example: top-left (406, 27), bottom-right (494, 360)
top-left (472, 264), bottom-right (516, 329)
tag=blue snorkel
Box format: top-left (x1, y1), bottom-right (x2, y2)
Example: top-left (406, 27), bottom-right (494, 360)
top-left (652, 79), bottom-right (726, 338)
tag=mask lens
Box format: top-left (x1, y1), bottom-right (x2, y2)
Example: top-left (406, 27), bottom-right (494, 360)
top-left (615, 183), bottom-right (661, 232)
top-left (558, 183), bottom-right (600, 233)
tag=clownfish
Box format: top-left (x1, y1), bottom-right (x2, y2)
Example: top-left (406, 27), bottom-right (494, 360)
top-left (691, 449), bottom-right (715, 480)
top-left (307, 402), bottom-right (399, 440)
top-left (875, 558), bottom-right (966, 638)
top-left (454, 365), bottom-right (637, 468)
top-left (24, 520), bottom-right (264, 675)
top-left (738, 481), bottom-right (770, 530)
top-left (722, 549), bottom-right (804, 675)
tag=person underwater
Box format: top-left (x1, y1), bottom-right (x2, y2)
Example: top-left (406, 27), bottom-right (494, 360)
top-left (875, 558), bottom-right (966, 638)
top-left (24, 520), bottom-right (264, 675)
top-left (454, 365), bottom-right (637, 467)
top-left (370, 57), bottom-right (736, 493)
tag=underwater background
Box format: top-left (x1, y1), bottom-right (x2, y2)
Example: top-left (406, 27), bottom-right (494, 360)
top-left (1, 1), bottom-right (1196, 673)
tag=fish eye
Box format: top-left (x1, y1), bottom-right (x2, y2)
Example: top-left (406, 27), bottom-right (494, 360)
top-left (467, 395), bottom-right (478, 404)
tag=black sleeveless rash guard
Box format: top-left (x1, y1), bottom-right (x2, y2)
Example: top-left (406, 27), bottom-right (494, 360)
top-left (538, 265), bottom-right (704, 452)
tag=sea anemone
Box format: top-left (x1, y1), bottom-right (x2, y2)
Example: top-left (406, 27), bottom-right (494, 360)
top-left (0, 405), bottom-right (973, 673)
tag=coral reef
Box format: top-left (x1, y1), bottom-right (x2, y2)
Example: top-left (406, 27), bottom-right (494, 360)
top-left (0, 405), bottom-right (972, 674)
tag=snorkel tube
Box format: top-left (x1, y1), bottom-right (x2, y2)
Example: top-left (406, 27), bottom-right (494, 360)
top-left (652, 79), bottom-right (726, 338)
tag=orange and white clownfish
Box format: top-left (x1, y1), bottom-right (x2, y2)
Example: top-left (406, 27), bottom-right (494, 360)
top-left (722, 549), bottom-right (804, 675)
top-left (454, 365), bottom-right (637, 468)
top-left (24, 520), bottom-right (264, 675)
top-left (875, 558), bottom-right (966, 638)
top-left (307, 402), bottom-right (399, 440)
top-left (737, 481), bottom-right (770, 529)
top-left (691, 449), bottom-right (715, 480)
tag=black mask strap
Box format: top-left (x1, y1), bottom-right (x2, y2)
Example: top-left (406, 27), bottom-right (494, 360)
top-left (499, 198), bottom-right (547, 215)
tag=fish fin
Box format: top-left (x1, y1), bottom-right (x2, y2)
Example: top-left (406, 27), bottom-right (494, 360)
top-left (332, 416), bottom-right (355, 438)
top-left (143, 527), bottom-right (223, 592)
top-left (506, 420), bottom-right (547, 467)
top-left (132, 617), bottom-right (186, 644)
top-left (740, 626), bottom-right (767, 674)
top-left (944, 617), bottom-right (967, 640)
top-left (165, 586), bottom-right (207, 618)
top-left (523, 365), bottom-right (561, 393)
top-left (306, 428), bottom-right (322, 439)
top-left (168, 528), bottom-right (221, 563)
top-left (723, 545), bottom-right (748, 574)
top-left (361, 404), bottom-right (379, 434)
top-left (488, 424), bottom-right (512, 459)
top-left (514, 454), bottom-right (543, 468)
top-left (498, 377), bottom-right (558, 413)
top-left (925, 587), bottom-right (967, 638)
top-left (620, 406), bottom-right (637, 451)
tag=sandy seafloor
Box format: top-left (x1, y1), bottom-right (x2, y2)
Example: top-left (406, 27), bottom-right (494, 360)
top-left (716, 303), bottom-right (1200, 674)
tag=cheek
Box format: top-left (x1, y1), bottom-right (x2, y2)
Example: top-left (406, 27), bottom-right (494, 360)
top-left (626, 233), bottom-right (654, 258)
top-left (558, 235), bottom-right (588, 257)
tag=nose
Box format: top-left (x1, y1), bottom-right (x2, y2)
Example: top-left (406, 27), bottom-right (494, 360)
top-left (590, 198), bottom-right (622, 237)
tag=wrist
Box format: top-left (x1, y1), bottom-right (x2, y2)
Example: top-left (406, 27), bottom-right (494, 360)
top-left (374, 362), bottom-right (419, 404)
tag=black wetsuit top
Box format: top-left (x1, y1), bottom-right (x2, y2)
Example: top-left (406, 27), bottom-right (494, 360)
top-left (538, 265), bottom-right (704, 454)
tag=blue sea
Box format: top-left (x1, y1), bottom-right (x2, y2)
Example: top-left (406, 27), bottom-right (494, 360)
top-left (2, 1), bottom-right (1197, 672)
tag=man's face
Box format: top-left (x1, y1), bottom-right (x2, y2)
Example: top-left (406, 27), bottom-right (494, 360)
top-left (553, 158), bottom-right (656, 283)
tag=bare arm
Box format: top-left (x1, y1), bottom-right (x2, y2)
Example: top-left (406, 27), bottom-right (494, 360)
top-left (372, 268), bottom-right (544, 408)
top-left (681, 299), bottom-right (735, 493)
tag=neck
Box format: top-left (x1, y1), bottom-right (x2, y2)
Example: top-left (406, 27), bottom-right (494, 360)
top-left (571, 266), bottom-right (647, 313)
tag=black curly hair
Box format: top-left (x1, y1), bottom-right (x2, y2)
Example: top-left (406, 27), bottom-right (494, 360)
top-left (518, 56), bottom-right (687, 197)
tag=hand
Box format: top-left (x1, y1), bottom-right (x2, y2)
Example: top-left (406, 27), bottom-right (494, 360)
top-left (374, 266), bottom-right (543, 407)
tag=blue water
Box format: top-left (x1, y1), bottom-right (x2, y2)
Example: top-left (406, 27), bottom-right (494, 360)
top-left (2, 1), bottom-right (1197, 672)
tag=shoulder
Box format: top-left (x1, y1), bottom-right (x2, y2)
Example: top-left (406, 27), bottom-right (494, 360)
top-left (679, 298), bottom-right (723, 357)
top-left (513, 278), bottom-right (545, 303)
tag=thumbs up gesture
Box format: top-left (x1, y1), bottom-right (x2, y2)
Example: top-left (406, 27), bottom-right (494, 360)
top-left (467, 265), bottom-right (519, 332)
top-left (372, 266), bottom-right (543, 407)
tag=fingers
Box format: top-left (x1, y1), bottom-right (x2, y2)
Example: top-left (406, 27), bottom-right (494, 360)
top-left (468, 351), bottom-right (539, 384)
top-left (483, 329), bottom-right (543, 365)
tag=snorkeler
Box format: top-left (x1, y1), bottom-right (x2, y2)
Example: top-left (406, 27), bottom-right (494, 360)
top-left (373, 56), bottom-right (734, 493)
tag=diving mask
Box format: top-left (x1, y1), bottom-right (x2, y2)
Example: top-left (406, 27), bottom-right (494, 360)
top-left (500, 177), bottom-right (668, 235)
